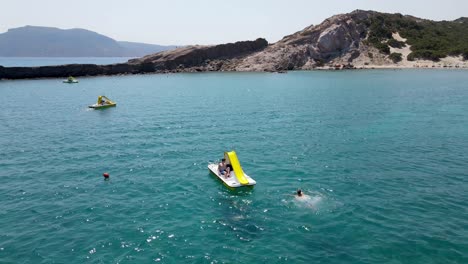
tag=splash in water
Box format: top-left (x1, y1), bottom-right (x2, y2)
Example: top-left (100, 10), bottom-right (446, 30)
top-left (293, 193), bottom-right (323, 209)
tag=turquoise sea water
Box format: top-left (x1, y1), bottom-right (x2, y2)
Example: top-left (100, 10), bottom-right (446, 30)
top-left (0, 70), bottom-right (467, 263)
top-left (0, 57), bottom-right (134, 67)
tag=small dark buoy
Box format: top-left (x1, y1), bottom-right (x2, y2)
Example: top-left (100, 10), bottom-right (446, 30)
top-left (103, 172), bottom-right (110, 179)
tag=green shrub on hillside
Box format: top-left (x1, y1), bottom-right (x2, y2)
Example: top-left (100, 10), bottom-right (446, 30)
top-left (374, 42), bottom-right (390, 54)
top-left (407, 50), bottom-right (445, 61)
top-left (387, 39), bottom-right (405, 48)
top-left (389, 52), bottom-right (403, 63)
top-left (365, 15), bottom-right (392, 55)
top-left (359, 13), bottom-right (468, 61)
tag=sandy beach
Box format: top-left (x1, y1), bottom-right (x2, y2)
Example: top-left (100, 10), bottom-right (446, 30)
top-left (323, 32), bottom-right (468, 70)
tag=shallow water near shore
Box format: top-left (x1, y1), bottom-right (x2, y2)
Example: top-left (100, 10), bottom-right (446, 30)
top-left (0, 57), bottom-right (134, 67)
top-left (0, 70), bottom-right (467, 263)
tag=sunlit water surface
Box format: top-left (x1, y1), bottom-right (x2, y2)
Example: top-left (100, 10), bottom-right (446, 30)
top-left (0, 70), bottom-right (467, 263)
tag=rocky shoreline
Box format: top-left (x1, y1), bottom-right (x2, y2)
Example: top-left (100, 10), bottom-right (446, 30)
top-left (2, 59), bottom-right (467, 81)
top-left (0, 38), bottom-right (269, 79)
top-left (1, 10), bottom-right (467, 80)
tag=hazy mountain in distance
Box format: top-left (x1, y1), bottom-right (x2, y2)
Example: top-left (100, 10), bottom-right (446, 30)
top-left (0, 26), bottom-right (176, 57)
top-left (117, 41), bottom-right (177, 57)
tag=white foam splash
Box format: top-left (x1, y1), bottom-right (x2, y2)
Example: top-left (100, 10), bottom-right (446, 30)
top-left (294, 194), bottom-right (323, 209)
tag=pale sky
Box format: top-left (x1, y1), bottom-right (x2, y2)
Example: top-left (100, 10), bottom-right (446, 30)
top-left (0, 0), bottom-right (467, 45)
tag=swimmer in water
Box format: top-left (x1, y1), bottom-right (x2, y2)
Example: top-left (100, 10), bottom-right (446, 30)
top-left (295, 189), bottom-right (312, 200)
top-left (296, 189), bottom-right (303, 197)
top-left (294, 189), bottom-right (322, 208)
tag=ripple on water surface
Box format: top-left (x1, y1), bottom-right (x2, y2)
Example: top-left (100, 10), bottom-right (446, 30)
top-left (0, 70), bottom-right (468, 263)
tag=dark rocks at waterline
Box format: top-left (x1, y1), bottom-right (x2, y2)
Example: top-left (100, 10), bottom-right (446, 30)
top-left (129, 38), bottom-right (269, 69)
top-left (0, 38), bottom-right (268, 80)
top-left (0, 63), bottom-right (137, 79)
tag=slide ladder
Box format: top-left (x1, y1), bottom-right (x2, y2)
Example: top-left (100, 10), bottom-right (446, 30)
top-left (225, 151), bottom-right (249, 185)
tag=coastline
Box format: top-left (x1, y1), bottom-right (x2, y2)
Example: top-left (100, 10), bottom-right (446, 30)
top-left (315, 64), bottom-right (468, 70)
top-left (1, 64), bottom-right (467, 81)
top-left (2, 31), bottom-right (467, 80)
top-left (320, 33), bottom-right (468, 71)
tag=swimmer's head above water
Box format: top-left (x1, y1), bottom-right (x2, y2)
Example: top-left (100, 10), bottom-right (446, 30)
top-left (297, 189), bottom-right (303, 197)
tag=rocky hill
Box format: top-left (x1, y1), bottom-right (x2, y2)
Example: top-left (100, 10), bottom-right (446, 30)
top-left (1, 10), bottom-right (468, 79)
top-left (120, 10), bottom-right (468, 72)
top-left (232, 10), bottom-right (468, 71)
top-left (0, 26), bottom-right (175, 57)
top-left (127, 38), bottom-right (269, 71)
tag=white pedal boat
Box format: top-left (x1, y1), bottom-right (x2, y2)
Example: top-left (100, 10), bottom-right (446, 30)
top-left (208, 151), bottom-right (256, 188)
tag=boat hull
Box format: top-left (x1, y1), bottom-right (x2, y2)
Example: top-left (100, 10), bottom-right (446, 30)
top-left (88, 103), bottom-right (116, 109)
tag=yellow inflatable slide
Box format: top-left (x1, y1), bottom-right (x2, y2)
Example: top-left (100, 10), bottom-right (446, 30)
top-left (224, 151), bottom-right (249, 185)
